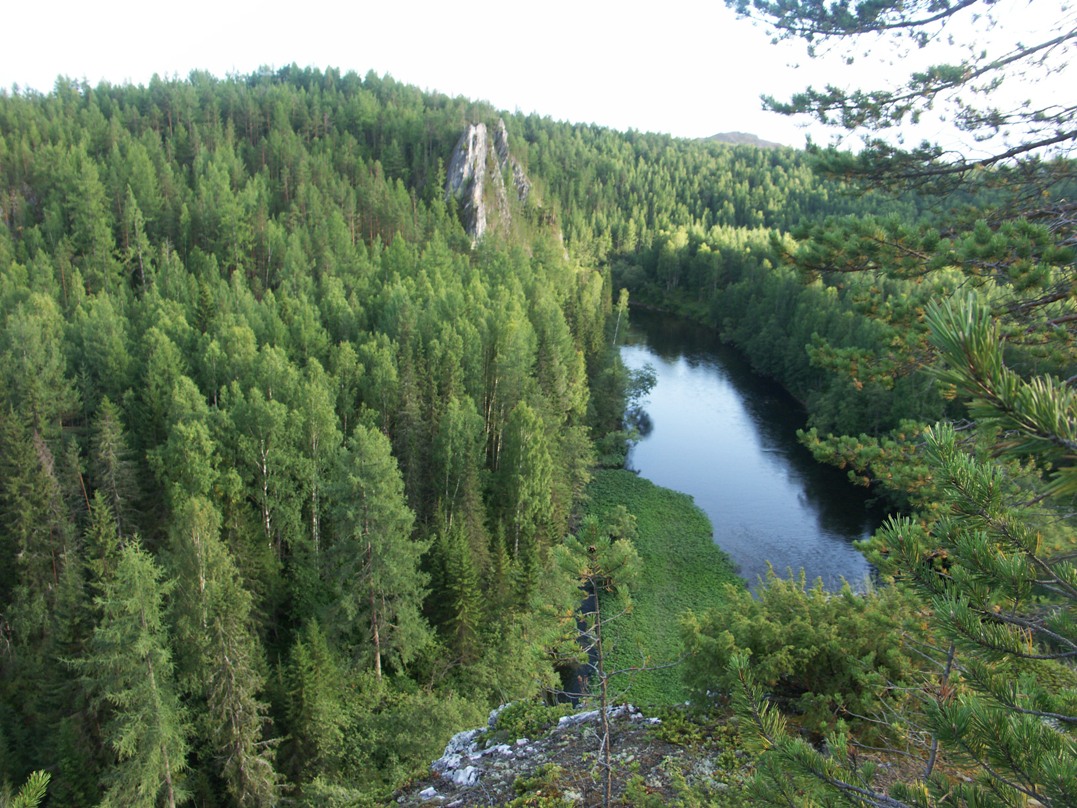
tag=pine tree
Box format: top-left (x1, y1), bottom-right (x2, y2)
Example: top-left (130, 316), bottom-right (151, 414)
top-left (0, 771), bottom-right (50, 808)
top-left (889, 298), bottom-right (1075, 806)
top-left (731, 297), bottom-right (1076, 806)
top-left (718, 5), bottom-right (1077, 800)
top-left (726, 0), bottom-right (1075, 191)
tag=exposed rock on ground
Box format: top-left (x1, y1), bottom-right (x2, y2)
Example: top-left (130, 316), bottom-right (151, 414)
top-left (394, 704), bottom-right (747, 807)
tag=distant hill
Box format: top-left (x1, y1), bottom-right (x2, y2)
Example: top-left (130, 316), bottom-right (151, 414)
top-left (705, 131), bottom-right (785, 148)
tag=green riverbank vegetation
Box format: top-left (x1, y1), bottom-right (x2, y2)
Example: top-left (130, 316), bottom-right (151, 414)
top-left (582, 469), bottom-right (742, 707)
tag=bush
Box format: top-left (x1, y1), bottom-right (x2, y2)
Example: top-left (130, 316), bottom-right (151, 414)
top-left (681, 569), bottom-right (916, 735)
top-left (493, 700), bottom-right (575, 742)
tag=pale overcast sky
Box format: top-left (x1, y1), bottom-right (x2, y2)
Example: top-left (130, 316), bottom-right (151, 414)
top-left (3, 0), bottom-right (1071, 149)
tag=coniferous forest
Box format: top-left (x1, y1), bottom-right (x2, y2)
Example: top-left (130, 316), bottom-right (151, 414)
top-left (1, 4), bottom-right (1074, 804)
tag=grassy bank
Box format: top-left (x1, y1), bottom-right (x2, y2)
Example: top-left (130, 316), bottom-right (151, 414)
top-left (583, 469), bottom-right (743, 706)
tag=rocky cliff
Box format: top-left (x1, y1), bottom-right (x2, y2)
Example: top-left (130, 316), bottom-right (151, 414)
top-left (445, 119), bottom-right (532, 242)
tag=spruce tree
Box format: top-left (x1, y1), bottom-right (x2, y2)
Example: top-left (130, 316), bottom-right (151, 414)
top-left (281, 620), bottom-right (345, 784)
top-left (327, 424), bottom-right (432, 678)
top-left (166, 497), bottom-right (280, 807)
top-left (89, 398), bottom-right (142, 540)
top-left (0, 408), bottom-right (72, 603)
top-left (495, 401), bottom-right (554, 564)
top-left (81, 542), bottom-right (190, 808)
top-left (428, 519), bottom-right (483, 663)
top-left (42, 545), bottom-right (103, 807)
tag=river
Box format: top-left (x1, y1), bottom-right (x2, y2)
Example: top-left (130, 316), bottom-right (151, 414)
top-left (620, 309), bottom-right (882, 591)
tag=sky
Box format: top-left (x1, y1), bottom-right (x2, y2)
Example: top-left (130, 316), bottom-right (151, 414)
top-left (3, 0), bottom-right (1072, 149)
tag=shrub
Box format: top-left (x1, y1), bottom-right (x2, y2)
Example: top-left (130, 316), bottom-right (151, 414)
top-left (682, 569), bottom-right (916, 735)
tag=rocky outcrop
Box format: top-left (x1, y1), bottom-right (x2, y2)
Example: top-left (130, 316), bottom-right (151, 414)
top-left (393, 703), bottom-right (745, 806)
top-left (494, 119), bottom-right (531, 205)
top-left (445, 118), bottom-right (531, 243)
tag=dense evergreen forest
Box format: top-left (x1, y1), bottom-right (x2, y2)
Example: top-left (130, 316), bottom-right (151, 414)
top-left (0, 67), bottom-right (636, 806)
top-left (1, 49), bottom-right (1074, 807)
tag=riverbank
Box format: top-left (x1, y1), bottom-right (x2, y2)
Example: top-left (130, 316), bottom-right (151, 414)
top-left (583, 469), bottom-right (743, 706)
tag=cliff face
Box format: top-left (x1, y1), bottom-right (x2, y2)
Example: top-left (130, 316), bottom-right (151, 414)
top-left (446, 118), bottom-right (532, 242)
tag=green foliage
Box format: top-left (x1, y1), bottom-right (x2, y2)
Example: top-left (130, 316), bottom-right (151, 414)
top-left (869, 421), bottom-right (1077, 805)
top-left (927, 295), bottom-right (1077, 497)
top-left (683, 571), bottom-right (916, 734)
top-left (729, 0), bottom-right (1076, 194)
top-left (338, 675), bottom-right (485, 797)
top-left (0, 68), bottom-right (645, 803)
top-left (0, 771), bottom-right (50, 808)
top-left (165, 496), bottom-right (279, 806)
top-left (9, 57), bottom-right (1070, 808)
top-left (328, 424), bottom-right (432, 677)
top-left (584, 471), bottom-right (742, 705)
top-left (798, 420), bottom-right (936, 510)
top-left (89, 397), bottom-right (143, 539)
top-left (616, 219), bottom-right (954, 446)
top-left (727, 269), bottom-right (1077, 807)
top-left (292, 777), bottom-right (377, 808)
top-left (509, 763), bottom-right (575, 807)
top-left (492, 700), bottom-right (576, 742)
top-left (281, 620), bottom-right (346, 783)
top-left (497, 401), bottom-right (556, 569)
top-left (728, 651), bottom-right (893, 807)
top-left (281, 622), bottom-right (486, 800)
top-left (697, 25), bottom-right (1077, 803)
top-left (426, 519), bottom-right (484, 662)
top-left (80, 542), bottom-right (190, 808)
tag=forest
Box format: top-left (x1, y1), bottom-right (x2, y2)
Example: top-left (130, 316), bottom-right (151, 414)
top-left (0, 5), bottom-right (1074, 804)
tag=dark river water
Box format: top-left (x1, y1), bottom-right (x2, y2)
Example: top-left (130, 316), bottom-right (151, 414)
top-left (621, 309), bottom-right (882, 591)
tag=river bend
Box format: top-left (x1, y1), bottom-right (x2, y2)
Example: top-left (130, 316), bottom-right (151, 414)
top-left (621, 309), bottom-right (880, 591)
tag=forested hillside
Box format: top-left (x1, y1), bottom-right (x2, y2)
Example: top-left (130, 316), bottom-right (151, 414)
top-left (0, 65), bottom-right (868, 806)
top-left (1, 51), bottom-right (1074, 807)
top-left (0, 68), bottom-right (642, 805)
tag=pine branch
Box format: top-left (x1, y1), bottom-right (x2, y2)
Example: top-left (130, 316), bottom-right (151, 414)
top-left (730, 0), bottom-right (983, 40)
top-left (768, 30), bottom-right (1077, 132)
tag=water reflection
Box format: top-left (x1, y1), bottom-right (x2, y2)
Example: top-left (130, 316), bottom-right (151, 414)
top-left (622, 309), bottom-right (883, 591)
